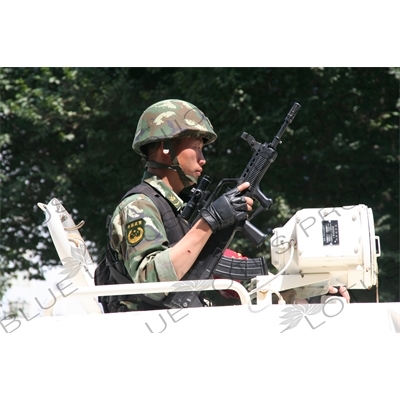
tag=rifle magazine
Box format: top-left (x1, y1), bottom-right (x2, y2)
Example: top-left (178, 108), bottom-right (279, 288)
top-left (213, 255), bottom-right (267, 280)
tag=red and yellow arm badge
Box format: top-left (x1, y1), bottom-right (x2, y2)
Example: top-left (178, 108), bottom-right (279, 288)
top-left (126, 219), bottom-right (145, 246)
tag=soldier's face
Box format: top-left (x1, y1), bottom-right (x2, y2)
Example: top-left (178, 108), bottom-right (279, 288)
top-left (174, 137), bottom-right (206, 179)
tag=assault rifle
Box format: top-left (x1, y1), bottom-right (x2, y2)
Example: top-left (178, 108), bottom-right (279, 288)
top-left (164, 102), bottom-right (301, 308)
top-left (180, 174), bottom-right (267, 281)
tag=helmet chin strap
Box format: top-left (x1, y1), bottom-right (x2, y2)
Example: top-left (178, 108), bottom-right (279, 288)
top-left (144, 140), bottom-right (197, 188)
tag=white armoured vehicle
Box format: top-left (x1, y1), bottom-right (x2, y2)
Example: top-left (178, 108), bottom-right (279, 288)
top-left (2, 197), bottom-right (398, 334)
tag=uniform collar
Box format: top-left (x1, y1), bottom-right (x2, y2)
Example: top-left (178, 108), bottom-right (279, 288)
top-left (142, 172), bottom-right (184, 211)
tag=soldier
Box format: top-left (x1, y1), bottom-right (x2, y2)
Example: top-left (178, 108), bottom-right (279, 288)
top-left (97, 99), bottom-right (350, 312)
top-left (104, 99), bottom-right (253, 311)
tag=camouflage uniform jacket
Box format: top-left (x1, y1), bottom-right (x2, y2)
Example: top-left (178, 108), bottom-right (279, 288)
top-left (109, 172), bottom-right (186, 308)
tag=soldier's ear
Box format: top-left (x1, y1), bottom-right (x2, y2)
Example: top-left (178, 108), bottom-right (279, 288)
top-left (162, 140), bottom-right (175, 157)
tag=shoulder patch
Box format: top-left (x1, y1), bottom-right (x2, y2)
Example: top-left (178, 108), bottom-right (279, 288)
top-left (126, 219), bottom-right (145, 246)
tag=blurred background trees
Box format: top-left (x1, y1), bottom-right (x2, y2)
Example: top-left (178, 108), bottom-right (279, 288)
top-left (1, 67), bottom-right (399, 301)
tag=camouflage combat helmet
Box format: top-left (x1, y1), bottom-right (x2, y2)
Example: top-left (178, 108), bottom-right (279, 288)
top-left (132, 99), bottom-right (217, 187)
top-left (133, 99), bottom-right (217, 157)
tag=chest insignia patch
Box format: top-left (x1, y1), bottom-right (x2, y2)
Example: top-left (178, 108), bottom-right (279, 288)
top-left (126, 219), bottom-right (145, 246)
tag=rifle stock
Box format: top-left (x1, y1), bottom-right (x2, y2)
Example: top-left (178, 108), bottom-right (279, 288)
top-left (164, 102), bottom-right (301, 309)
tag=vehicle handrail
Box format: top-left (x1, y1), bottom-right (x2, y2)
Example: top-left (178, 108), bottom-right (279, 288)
top-left (42, 279), bottom-right (251, 316)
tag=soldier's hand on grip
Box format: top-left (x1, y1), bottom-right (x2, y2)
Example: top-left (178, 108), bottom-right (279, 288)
top-left (200, 182), bottom-right (251, 233)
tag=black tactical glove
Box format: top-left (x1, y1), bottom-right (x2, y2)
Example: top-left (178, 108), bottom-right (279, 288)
top-left (200, 187), bottom-right (248, 233)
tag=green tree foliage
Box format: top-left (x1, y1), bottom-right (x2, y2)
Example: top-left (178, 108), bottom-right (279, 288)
top-left (0, 67), bottom-right (398, 301)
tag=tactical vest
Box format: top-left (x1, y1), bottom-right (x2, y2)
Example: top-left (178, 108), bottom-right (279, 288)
top-left (94, 182), bottom-right (190, 312)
